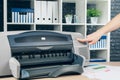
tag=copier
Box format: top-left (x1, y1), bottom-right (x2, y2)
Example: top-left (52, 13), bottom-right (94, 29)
top-left (0, 31), bottom-right (90, 79)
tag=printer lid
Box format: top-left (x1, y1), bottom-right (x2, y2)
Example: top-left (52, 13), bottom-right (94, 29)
top-left (8, 31), bottom-right (73, 47)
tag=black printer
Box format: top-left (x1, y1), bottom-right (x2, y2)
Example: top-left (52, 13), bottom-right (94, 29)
top-left (8, 31), bottom-right (86, 79)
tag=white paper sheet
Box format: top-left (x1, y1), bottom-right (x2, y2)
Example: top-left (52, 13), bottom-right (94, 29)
top-left (82, 64), bottom-right (120, 80)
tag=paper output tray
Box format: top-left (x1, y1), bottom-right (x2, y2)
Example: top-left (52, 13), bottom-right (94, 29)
top-left (21, 64), bottom-right (83, 79)
top-left (9, 54), bottom-right (84, 79)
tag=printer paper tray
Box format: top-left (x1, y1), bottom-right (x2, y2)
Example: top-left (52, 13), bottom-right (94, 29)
top-left (21, 64), bottom-right (82, 79)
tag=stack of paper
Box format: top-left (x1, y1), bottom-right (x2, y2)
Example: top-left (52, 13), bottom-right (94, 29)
top-left (83, 64), bottom-right (120, 80)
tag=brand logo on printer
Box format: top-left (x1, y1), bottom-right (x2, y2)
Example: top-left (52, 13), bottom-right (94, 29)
top-left (41, 37), bottom-right (46, 40)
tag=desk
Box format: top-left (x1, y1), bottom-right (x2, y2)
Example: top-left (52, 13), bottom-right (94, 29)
top-left (0, 62), bottom-right (120, 80)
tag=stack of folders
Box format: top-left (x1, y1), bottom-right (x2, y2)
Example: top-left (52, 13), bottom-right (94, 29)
top-left (89, 35), bottom-right (107, 49)
top-left (90, 58), bottom-right (106, 62)
top-left (11, 8), bottom-right (34, 23)
top-left (35, 0), bottom-right (58, 23)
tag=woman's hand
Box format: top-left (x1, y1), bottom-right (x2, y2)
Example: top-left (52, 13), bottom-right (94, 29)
top-left (77, 31), bottom-right (102, 44)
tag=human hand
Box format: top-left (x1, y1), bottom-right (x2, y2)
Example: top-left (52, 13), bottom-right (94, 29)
top-left (77, 31), bottom-right (102, 44)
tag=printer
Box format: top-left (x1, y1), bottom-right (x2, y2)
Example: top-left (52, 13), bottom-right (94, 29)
top-left (0, 31), bottom-right (90, 79)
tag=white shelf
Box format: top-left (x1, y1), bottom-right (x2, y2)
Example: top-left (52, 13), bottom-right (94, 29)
top-left (87, 23), bottom-right (106, 26)
top-left (62, 0), bottom-right (77, 3)
top-left (35, 23), bottom-right (61, 25)
top-left (7, 22), bottom-right (34, 25)
top-left (89, 48), bottom-right (108, 50)
top-left (62, 23), bottom-right (85, 25)
top-left (87, 0), bottom-right (108, 3)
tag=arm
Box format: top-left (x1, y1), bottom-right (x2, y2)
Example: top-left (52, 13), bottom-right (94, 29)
top-left (77, 13), bottom-right (120, 44)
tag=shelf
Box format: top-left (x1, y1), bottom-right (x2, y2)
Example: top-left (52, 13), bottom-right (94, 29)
top-left (88, 0), bottom-right (108, 3)
top-left (35, 23), bottom-right (61, 25)
top-left (7, 22), bottom-right (34, 25)
top-left (62, 0), bottom-right (77, 3)
top-left (87, 23), bottom-right (106, 26)
top-left (62, 23), bottom-right (85, 25)
top-left (7, 23), bottom-right (61, 26)
top-left (89, 48), bottom-right (107, 50)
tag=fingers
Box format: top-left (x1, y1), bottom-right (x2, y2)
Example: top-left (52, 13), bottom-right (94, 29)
top-left (77, 31), bottom-right (102, 45)
top-left (76, 38), bottom-right (91, 42)
top-left (76, 38), bottom-right (96, 44)
top-left (89, 41), bottom-right (96, 44)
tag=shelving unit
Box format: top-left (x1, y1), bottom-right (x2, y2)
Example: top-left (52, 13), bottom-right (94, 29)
top-left (3, 0), bottom-right (111, 62)
top-left (87, 0), bottom-right (111, 62)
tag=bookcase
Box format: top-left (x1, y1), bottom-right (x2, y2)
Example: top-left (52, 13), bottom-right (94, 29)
top-left (3, 0), bottom-right (111, 62)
